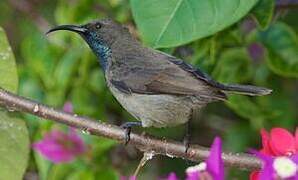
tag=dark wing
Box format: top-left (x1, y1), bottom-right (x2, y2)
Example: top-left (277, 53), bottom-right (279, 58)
top-left (109, 48), bottom-right (226, 101)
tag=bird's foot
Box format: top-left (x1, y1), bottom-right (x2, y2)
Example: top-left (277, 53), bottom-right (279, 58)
top-left (183, 133), bottom-right (191, 153)
top-left (120, 121), bottom-right (142, 145)
top-left (183, 117), bottom-right (192, 153)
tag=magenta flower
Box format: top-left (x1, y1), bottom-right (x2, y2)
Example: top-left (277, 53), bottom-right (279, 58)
top-left (120, 176), bottom-right (137, 180)
top-left (186, 137), bottom-right (224, 180)
top-left (63, 101), bottom-right (73, 113)
top-left (252, 150), bottom-right (298, 180)
top-left (166, 172), bottom-right (178, 180)
top-left (32, 128), bottom-right (86, 163)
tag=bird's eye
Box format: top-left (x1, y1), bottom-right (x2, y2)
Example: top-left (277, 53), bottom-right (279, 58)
top-left (95, 23), bottom-right (102, 29)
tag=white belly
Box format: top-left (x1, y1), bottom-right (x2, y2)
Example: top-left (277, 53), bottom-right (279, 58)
top-left (109, 86), bottom-right (196, 128)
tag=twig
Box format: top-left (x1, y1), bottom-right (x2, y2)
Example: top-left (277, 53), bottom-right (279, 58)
top-left (0, 88), bottom-right (262, 171)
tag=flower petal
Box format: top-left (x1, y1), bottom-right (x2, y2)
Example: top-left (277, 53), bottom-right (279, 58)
top-left (250, 171), bottom-right (259, 180)
top-left (63, 101), bottom-right (73, 113)
top-left (186, 171), bottom-right (199, 180)
top-left (32, 128), bottom-right (86, 163)
top-left (270, 128), bottom-right (296, 156)
top-left (260, 129), bottom-right (275, 155)
top-left (68, 128), bottom-right (86, 154)
top-left (129, 176), bottom-right (137, 180)
top-left (290, 154), bottom-right (298, 165)
top-left (251, 150), bottom-right (275, 180)
top-left (206, 137), bottom-right (224, 180)
top-left (166, 172), bottom-right (178, 180)
top-left (33, 141), bottom-right (74, 163)
top-left (295, 128), bottom-right (298, 151)
top-left (119, 176), bottom-right (126, 180)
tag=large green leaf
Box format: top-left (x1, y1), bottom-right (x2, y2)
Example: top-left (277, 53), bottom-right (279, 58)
top-left (130, 0), bottom-right (258, 48)
top-left (251, 0), bottom-right (274, 29)
top-left (0, 27), bottom-right (30, 180)
top-left (258, 22), bottom-right (298, 77)
top-left (0, 112), bottom-right (30, 180)
top-left (0, 27), bottom-right (18, 92)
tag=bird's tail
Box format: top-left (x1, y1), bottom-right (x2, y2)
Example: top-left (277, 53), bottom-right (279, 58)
top-left (219, 84), bottom-right (272, 96)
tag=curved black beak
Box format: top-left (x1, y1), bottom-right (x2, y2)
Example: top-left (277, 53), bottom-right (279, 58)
top-left (46, 25), bottom-right (87, 35)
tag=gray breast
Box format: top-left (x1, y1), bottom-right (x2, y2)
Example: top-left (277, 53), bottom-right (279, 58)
top-left (108, 85), bottom-right (202, 128)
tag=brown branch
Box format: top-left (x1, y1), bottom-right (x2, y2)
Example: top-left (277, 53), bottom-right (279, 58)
top-left (0, 88), bottom-right (261, 171)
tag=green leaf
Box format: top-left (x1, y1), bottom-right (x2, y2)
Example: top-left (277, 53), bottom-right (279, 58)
top-left (212, 48), bottom-right (253, 83)
top-left (54, 46), bottom-right (82, 92)
top-left (212, 48), bottom-right (267, 127)
top-left (71, 87), bottom-right (98, 116)
top-left (0, 112), bottom-right (30, 180)
top-left (0, 27), bottom-right (30, 180)
top-left (258, 22), bottom-right (298, 77)
top-left (0, 27), bottom-right (18, 92)
top-left (66, 170), bottom-right (95, 180)
top-left (34, 150), bottom-right (52, 180)
top-left (21, 32), bottom-right (56, 89)
top-left (47, 164), bottom-right (75, 180)
top-left (225, 95), bottom-right (266, 128)
top-left (130, 0), bottom-right (258, 48)
top-left (251, 0), bottom-right (274, 29)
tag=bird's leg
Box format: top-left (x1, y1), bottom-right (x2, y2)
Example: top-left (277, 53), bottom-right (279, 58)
top-left (120, 121), bottom-right (142, 145)
top-left (183, 111), bottom-right (193, 153)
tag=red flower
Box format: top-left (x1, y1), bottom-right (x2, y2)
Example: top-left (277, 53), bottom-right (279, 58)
top-left (250, 128), bottom-right (298, 180)
top-left (260, 128), bottom-right (298, 156)
top-left (250, 171), bottom-right (259, 180)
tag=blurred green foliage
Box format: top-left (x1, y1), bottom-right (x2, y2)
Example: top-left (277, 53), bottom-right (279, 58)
top-left (0, 0), bottom-right (297, 179)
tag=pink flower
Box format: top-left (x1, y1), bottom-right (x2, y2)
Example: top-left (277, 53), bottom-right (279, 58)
top-left (120, 176), bottom-right (137, 180)
top-left (32, 128), bottom-right (86, 163)
top-left (166, 172), bottom-right (178, 180)
top-left (63, 101), bottom-right (73, 113)
top-left (185, 137), bottom-right (224, 180)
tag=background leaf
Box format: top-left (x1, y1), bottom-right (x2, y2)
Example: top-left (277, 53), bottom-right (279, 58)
top-left (0, 112), bottom-right (30, 180)
top-left (130, 0), bottom-right (258, 47)
top-left (258, 22), bottom-right (298, 77)
top-left (0, 27), bottom-right (30, 180)
top-left (251, 0), bottom-right (275, 29)
top-left (0, 27), bottom-right (18, 92)
top-left (212, 48), bottom-right (267, 128)
top-left (212, 48), bottom-right (253, 83)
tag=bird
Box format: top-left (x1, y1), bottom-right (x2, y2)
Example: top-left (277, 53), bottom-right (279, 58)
top-left (47, 19), bottom-right (272, 149)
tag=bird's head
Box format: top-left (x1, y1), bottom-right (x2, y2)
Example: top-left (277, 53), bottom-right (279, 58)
top-left (47, 19), bottom-right (132, 70)
top-left (47, 19), bottom-right (129, 46)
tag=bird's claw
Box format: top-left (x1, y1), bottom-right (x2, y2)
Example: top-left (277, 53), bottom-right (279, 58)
top-left (183, 134), bottom-right (190, 153)
top-left (120, 122), bottom-right (142, 145)
top-left (123, 127), bottom-right (131, 145)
